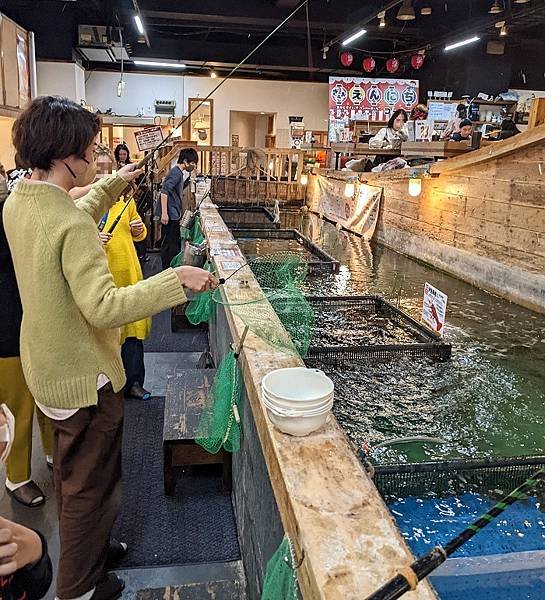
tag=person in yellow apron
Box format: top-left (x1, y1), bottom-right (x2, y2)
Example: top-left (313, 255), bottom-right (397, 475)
top-left (99, 198), bottom-right (152, 400)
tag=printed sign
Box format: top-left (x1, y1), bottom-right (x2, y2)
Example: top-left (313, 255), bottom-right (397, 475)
top-left (220, 260), bottom-right (243, 271)
top-left (422, 282), bottom-right (448, 335)
top-left (134, 126), bottom-right (164, 152)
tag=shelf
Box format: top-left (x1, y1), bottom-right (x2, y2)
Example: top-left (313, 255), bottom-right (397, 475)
top-left (472, 99), bottom-right (517, 106)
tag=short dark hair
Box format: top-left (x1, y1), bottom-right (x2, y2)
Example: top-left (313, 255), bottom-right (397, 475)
top-left (177, 148), bottom-right (199, 164)
top-left (459, 118), bottom-right (473, 128)
top-left (12, 96), bottom-right (101, 171)
top-left (114, 143), bottom-right (131, 164)
top-left (387, 109), bottom-right (408, 129)
top-left (501, 118), bottom-right (518, 132)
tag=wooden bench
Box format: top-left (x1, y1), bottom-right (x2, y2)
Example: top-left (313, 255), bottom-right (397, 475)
top-left (163, 369), bottom-right (232, 495)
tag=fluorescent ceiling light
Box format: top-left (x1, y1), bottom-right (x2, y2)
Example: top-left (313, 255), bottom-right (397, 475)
top-left (444, 36), bottom-right (480, 52)
top-left (134, 15), bottom-right (145, 35)
top-left (342, 28), bottom-right (366, 46)
top-left (133, 60), bottom-right (186, 69)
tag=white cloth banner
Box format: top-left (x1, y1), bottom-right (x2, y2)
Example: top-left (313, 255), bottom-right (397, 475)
top-left (307, 174), bottom-right (382, 240)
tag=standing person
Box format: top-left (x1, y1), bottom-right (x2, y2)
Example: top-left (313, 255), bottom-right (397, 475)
top-left (0, 168), bottom-right (53, 507)
top-left (3, 96), bottom-right (217, 600)
top-left (98, 198), bottom-right (152, 401)
top-left (113, 143), bottom-right (131, 168)
top-left (158, 147), bottom-right (198, 269)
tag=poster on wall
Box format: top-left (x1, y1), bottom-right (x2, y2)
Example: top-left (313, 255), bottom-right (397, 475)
top-left (16, 32), bottom-right (30, 107)
top-left (329, 77), bottom-right (419, 142)
top-left (422, 282), bottom-right (448, 335)
top-left (306, 174), bottom-right (382, 240)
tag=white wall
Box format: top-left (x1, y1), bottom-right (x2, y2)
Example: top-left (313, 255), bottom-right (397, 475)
top-left (37, 62), bottom-right (86, 102)
top-left (255, 114), bottom-right (269, 147)
top-left (85, 70), bottom-right (329, 146)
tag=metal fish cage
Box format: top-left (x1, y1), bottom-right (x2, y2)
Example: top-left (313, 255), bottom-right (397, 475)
top-left (305, 295), bottom-right (452, 363)
top-left (218, 206), bottom-right (280, 229)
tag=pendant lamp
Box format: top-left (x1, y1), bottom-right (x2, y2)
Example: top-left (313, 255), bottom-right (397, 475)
top-left (397, 0), bottom-right (416, 21)
top-left (489, 1), bottom-right (503, 14)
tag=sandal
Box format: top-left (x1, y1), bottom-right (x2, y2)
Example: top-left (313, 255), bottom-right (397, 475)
top-left (7, 480), bottom-right (45, 507)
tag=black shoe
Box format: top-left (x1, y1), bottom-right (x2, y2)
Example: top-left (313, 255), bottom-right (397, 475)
top-left (105, 539), bottom-right (128, 570)
top-left (126, 382), bottom-right (151, 401)
top-left (90, 573), bottom-right (125, 600)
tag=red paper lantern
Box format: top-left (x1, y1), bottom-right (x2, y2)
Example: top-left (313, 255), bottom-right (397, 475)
top-left (410, 54), bottom-right (425, 69)
top-left (340, 51), bottom-right (354, 67)
top-left (362, 56), bottom-right (376, 73)
top-left (386, 58), bottom-right (400, 73)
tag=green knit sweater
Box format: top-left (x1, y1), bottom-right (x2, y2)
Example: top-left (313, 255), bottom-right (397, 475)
top-left (3, 176), bottom-right (187, 409)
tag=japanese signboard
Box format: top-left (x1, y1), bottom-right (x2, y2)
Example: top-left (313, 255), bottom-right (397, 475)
top-left (329, 77), bottom-right (419, 141)
top-left (422, 282), bottom-right (448, 335)
top-left (134, 126), bottom-right (164, 152)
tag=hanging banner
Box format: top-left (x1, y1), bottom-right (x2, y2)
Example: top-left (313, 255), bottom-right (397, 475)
top-left (307, 174), bottom-right (382, 240)
top-left (422, 282), bottom-right (448, 335)
top-left (329, 76), bottom-right (419, 142)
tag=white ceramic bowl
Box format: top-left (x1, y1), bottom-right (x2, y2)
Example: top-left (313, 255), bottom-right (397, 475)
top-left (267, 407), bottom-right (330, 436)
top-left (262, 389), bottom-right (333, 412)
top-left (262, 367), bottom-right (334, 403)
top-left (263, 396), bottom-right (333, 417)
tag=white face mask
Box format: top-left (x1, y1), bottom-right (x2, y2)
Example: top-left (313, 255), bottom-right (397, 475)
top-left (0, 404), bottom-right (15, 463)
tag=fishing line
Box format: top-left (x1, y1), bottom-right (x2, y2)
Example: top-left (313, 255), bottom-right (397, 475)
top-left (106, 0), bottom-right (310, 234)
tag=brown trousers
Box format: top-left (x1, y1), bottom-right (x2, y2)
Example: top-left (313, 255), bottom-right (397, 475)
top-left (51, 384), bottom-right (124, 599)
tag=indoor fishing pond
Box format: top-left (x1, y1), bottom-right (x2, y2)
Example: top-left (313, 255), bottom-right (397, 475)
top-left (267, 208), bottom-right (545, 598)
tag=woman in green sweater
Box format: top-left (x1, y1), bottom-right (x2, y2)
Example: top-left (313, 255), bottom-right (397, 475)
top-left (3, 96), bottom-right (217, 600)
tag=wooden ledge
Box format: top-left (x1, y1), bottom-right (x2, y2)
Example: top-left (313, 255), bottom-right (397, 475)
top-left (199, 201), bottom-right (436, 599)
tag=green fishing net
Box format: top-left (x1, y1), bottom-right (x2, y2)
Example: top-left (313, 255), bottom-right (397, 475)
top-left (195, 349), bottom-right (242, 454)
top-left (180, 214), bottom-right (205, 245)
top-left (185, 262), bottom-right (213, 325)
top-left (211, 252), bottom-right (314, 357)
top-left (261, 537), bottom-right (299, 600)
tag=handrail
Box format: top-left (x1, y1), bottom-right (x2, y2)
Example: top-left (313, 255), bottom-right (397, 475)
top-left (430, 121), bottom-right (545, 175)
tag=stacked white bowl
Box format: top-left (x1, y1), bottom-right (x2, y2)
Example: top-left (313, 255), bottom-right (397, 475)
top-left (261, 367), bottom-right (334, 436)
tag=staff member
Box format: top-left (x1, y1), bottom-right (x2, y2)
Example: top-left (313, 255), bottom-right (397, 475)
top-left (0, 168), bottom-right (53, 508)
top-left (3, 96), bottom-right (217, 600)
top-left (369, 109), bottom-right (408, 167)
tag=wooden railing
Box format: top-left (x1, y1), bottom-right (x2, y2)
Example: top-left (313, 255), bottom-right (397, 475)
top-left (155, 142), bottom-right (306, 204)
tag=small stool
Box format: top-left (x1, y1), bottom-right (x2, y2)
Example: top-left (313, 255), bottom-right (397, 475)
top-left (163, 369), bottom-right (232, 495)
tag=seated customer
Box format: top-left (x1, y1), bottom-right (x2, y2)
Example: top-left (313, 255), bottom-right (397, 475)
top-left (451, 119), bottom-right (473, 141)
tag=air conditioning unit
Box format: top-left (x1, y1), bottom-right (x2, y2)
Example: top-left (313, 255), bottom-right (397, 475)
top-left (77, 25), bottom-right (130, 63)
top-left (155, 100), bottom-right (176, 115)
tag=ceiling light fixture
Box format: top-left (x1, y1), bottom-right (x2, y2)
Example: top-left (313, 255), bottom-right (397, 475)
top-left (444, 36), bottom-right (480, 51)
top-left (500, 24), bottom-right (508, 36)
top-left (342, 28), bottom-right (366, 46)
top-left (134, 15), bottom-right (145, 35)
top-left (133, 60), bottom-right (186, 69)
top-left (322, 45), bottom-right (329, 60)
top-left (210, 70), bottom-right (217, 78)
top-left (421, 6), bottom-right (432, 15)
top-left (514, 0), bottom-right (530, 3)
top-left (378, 11), bottom-right (386, 27)
top-left (489, 1), bottom-right (503, 14)
top-left (397, 0), bottom-right (416, 21)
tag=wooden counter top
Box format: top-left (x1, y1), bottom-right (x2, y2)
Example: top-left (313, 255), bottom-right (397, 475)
top-left (199, 201), bottom-right (436, 600)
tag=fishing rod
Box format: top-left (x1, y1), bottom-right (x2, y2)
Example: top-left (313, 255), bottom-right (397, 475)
top-left (365, 468), bottom-right (545, 600)
top-left (106, 0), bottom-right (310, 234)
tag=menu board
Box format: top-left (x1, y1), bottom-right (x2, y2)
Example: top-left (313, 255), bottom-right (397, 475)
top-left (134, 126), bottom-right (164, 151)
top-left (427, 101), bottom-right (458, 122)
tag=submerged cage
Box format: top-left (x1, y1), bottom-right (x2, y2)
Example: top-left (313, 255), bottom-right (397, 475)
top-left (305, 295), bottom-right (451, 362)
top-left (218, 206), bottom-right (280, 229)
top-left (232, 228), bottom-right (340, 275)
top-left (372, 455), bottom-right (545, 501)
